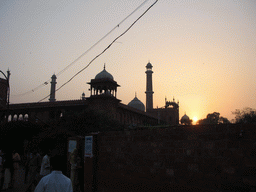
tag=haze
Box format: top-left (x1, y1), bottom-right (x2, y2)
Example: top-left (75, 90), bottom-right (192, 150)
top-left (1, 0), bottom-right (255, 121)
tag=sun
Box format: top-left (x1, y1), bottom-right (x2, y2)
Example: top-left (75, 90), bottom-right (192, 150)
top-left (192, 117), bottom-right (198, 124)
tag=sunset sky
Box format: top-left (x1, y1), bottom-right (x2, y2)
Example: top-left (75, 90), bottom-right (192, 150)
top-left (1, 0), bottom-right (255, 122)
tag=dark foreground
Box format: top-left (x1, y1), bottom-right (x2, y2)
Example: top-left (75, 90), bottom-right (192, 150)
top-left (3, 166), bottom-right (256, 192)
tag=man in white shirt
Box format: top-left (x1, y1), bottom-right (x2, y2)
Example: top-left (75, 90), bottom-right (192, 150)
top-left (35, 155), bottom-right (73, 192)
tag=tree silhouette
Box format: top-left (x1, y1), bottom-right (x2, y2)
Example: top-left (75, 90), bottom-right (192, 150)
top-left (232, 107), bottom-right (256, 123)
top-left (198, 112), bottom-right (230, 125)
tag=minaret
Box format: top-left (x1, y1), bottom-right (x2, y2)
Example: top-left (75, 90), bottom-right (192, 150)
top-left (49, 74), bottom-right (57, 102)
top-left (6, 69), bottom-right (10, 108)
top-left (81, 92), bottom-right (86, 100)
top-left (145, 62), bottom-right (154, 112)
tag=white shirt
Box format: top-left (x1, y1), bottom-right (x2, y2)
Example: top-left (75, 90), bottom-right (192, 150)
top-left (35, 171), bottom-right (73, 192)
top-left (40, 155), bottom-right (50, 176)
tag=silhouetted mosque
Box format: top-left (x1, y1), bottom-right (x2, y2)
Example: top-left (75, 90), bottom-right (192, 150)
top-left (0, 62), bottom-right (179, 126)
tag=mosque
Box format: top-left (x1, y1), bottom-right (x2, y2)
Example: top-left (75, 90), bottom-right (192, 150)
top-left (0, 62), bottom-right (180, 126)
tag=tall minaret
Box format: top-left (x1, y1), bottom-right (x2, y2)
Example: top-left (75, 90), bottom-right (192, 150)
top-left (49, 74), bottom-right (57, 102)
top-left (145, 62), bottom-right (154, 112)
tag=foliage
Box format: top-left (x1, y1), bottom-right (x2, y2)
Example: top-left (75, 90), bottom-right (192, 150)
top-left (197, 112), bottom-right (230, 125)
top-left (232, 107), bottom-right (256, 123)
top-left (219, 116), bottom-right (230, 124)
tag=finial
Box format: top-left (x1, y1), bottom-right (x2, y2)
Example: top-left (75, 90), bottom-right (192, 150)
top-left (135, 92), bottom-right (137, 97)
top-left (7, 69), bottom-right (10, 77)
top-left (104, 63), bottom-right (106, 70)
top-left (81, 92), bottom-right (86, 100)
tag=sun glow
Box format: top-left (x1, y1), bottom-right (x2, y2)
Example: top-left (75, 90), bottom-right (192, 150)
top-left (192, 117), bottom-right (198, 124)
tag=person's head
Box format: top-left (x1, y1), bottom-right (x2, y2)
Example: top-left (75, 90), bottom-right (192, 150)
top-left (50, 155), bottom-right (64, 171)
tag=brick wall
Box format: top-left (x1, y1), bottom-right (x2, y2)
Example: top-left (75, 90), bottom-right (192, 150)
top-left (93, 123), bottom-right (256, 191)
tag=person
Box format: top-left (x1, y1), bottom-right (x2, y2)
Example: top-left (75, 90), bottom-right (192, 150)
top-left (36, 151), bottom-right (42, 167)
top-left (2, 152), bottom-right (12, 190)
top-left (12, 149), bottom-right (21, 188)
top-left (76, 155), bottom-right (83, 192)
top-left (40, 150), bottom-right (51, 179)
top-left (27, 151), bottom-right (41, 191)
top-left (35, 155), bottom-right (73, 192)
top-left (24, 151), bottom-right (32, 184)
top-left (0, 150), bottom-right (3, 190)
top-left (69, 148), bottom-right (78, 191)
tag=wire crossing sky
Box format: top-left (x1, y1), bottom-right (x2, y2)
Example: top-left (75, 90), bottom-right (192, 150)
top-left (38, 0), bottom-right (158, 102)
top-left (1, 0), bottom-right (256, 121)
top-left (12, 0), bottom-right (152, 97)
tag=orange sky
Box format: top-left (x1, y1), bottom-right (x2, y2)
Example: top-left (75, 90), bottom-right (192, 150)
top-left (1, 0), bottom-right (255, 121)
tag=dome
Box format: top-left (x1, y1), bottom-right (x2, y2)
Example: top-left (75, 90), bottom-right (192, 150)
top-left (95, 65), bottom-right (113, 80)
top-left (181, 114), bottom-right (189, 121)
top-left (128, 95), bottom-right (145, 111)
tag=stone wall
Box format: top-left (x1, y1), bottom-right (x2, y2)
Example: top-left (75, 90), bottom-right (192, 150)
top-left (94, 123), bottom-right (256, 191)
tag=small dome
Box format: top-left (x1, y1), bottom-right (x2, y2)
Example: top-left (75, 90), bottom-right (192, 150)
top-left (181, 114), bottom-right (189, 121)
top-left (95, 65), bottom-right (113, 80)
top-left (146, 62), bottom-right (153, 69)
top-left (128, 95), bottom-right (145, 111)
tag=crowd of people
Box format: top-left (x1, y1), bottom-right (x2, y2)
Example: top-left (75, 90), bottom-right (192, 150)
top-left (0, 148), bottom-right (82, 192)
top-left (0, 149), bottom-right (22, 190)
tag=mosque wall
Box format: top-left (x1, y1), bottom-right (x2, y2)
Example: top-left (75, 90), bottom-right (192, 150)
top-left (1, 98), bottom-right (159, 126)
top-left (87, 123), bottom-right (256, 191)
top-left (148, 107), bottom-right (179, 126)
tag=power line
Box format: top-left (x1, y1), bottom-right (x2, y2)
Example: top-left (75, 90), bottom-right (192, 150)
top-left (56, 0), bottom-right (150, 77)
top-left (38, 0), bottom-right (158, 102)
top-left (12, 0), bottom-right (150, 97)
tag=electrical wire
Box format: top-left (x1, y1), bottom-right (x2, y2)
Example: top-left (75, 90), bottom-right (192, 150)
top-left (38, 0), bottom-right (158, 102)
top-left (12, 0), bottom-right (150, 97)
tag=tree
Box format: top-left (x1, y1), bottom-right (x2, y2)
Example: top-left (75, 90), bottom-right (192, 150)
top-left (219, 116), bottom-right (230, 124)
top-left (197, 112), bottom-right (230, 125)
top-left (232, 107), bottom-right (256, 123)
top-left (207, 112), bottom-right (220, 124)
